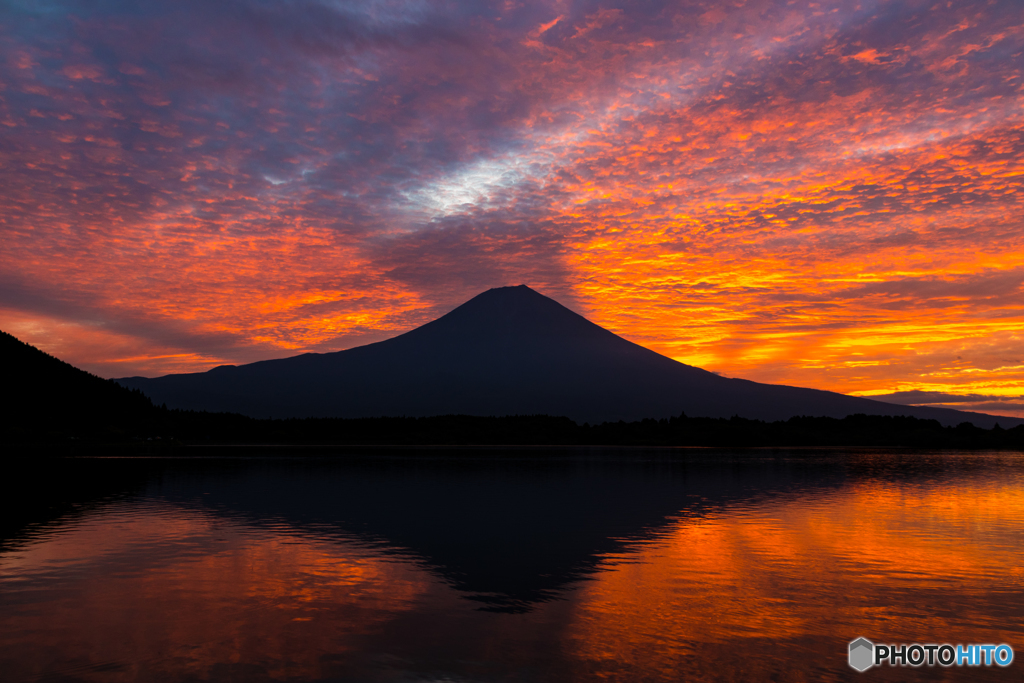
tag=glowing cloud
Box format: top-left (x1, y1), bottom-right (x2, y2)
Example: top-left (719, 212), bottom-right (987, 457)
top-left (1, 0), bottom-right (1023, 411)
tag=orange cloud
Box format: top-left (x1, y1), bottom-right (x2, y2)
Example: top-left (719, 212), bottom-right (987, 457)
top-left (1, 0), bottom-right (1022, 409)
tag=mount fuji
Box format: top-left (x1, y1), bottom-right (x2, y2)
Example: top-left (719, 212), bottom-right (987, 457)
top-left (116, 286), bottom-right (1019, 428)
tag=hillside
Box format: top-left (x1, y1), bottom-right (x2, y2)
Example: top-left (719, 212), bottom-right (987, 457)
top-left (1, 330), bottom-right (158, 441)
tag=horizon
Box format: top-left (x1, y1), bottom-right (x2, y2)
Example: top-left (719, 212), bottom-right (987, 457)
top-left (3, 1), bottom-right (1024, 419)
top-left (85, 285), bottom-right (1024, 424)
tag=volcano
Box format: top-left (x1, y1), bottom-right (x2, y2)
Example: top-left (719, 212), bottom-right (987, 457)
top-left (117, 285), bottom-right (1017, 427)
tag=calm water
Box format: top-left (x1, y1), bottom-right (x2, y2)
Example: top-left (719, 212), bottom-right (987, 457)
top-left (1, 449), bottom-right (1022, 682)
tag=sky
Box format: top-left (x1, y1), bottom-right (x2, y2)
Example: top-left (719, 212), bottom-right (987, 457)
top-left (2, 0), bottom-right (1023, 417)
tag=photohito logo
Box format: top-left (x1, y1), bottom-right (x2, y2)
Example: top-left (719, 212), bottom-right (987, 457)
top-left (848, 638), bottom-right (1014, 671)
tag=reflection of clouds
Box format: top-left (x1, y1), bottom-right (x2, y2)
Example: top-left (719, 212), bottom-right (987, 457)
top-left (566, 472), bottom-right (1024, 676)
top-left (4, 458), bottom-right (1022, 682)
top-left (0, 502), bottom-right (436, 682)
top-left (0, 0), bottom-right (1022, 402)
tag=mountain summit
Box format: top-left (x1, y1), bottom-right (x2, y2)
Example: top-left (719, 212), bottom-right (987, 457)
top-left (117, 286), bottom-right (1015, 427)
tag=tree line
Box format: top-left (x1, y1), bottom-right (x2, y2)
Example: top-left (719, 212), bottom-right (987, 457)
top-left (5, 330), bottom-right (1023, 449)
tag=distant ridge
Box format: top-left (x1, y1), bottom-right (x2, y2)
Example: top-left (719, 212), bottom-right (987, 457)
top-left (116, 286), bottom-right (1020, 428)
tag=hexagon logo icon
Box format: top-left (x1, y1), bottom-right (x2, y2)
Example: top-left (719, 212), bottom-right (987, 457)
top-left (849, 637), bottom-right (874, 672)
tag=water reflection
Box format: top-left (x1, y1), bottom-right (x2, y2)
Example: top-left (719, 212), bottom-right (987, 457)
top-left (1, 450), bottom-right (1021, 682)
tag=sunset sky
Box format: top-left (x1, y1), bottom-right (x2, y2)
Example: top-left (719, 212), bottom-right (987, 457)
top-left (2, 0), bottom-right (1023, 416)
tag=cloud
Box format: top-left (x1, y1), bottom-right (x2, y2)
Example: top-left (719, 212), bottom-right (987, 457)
top-left (0, 0), bottom-right (1022, 399)
top-left (867, 390), bottom-right (1024, 420)
top-left (868, 390), bottom-right (1024, 406)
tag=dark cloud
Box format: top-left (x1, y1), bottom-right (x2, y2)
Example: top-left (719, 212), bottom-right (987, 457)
top-left (870, 391), bottom-right (1024, 419)
top-left (370, 215), bottom-right (578, 309)
top-left (832, 270), bottom-right (1024, 310)
top-left (870, 390), bottom-right (1023, 406)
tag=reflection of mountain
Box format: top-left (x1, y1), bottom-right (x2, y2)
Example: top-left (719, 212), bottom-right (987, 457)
top-left (144, 453), bottom-right (847, 612)
top-left (0, 457), bottom-right (151, 550)
top-left (5, 454), bottom-right (1020, 683)
top-left (118, 286), bottom-right (1018, 427)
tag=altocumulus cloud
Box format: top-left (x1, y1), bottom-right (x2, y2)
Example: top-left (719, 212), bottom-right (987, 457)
top-left (0, 0), bottom-right (1022, 411)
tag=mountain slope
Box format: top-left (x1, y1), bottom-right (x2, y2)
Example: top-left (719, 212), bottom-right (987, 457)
top-left (117, 286), bottom-right (1019, 427)
top-left (2, 330), bottom-right (157, 440)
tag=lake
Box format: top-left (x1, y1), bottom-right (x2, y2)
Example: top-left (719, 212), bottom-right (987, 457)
top-left (1, 449), bottom-right (1021, 681)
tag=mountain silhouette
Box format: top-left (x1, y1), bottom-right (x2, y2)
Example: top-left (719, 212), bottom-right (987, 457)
top-left (117, 285), bottom-right (1018, 427)
top-left (1, 330), bottom-right (157, 441)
